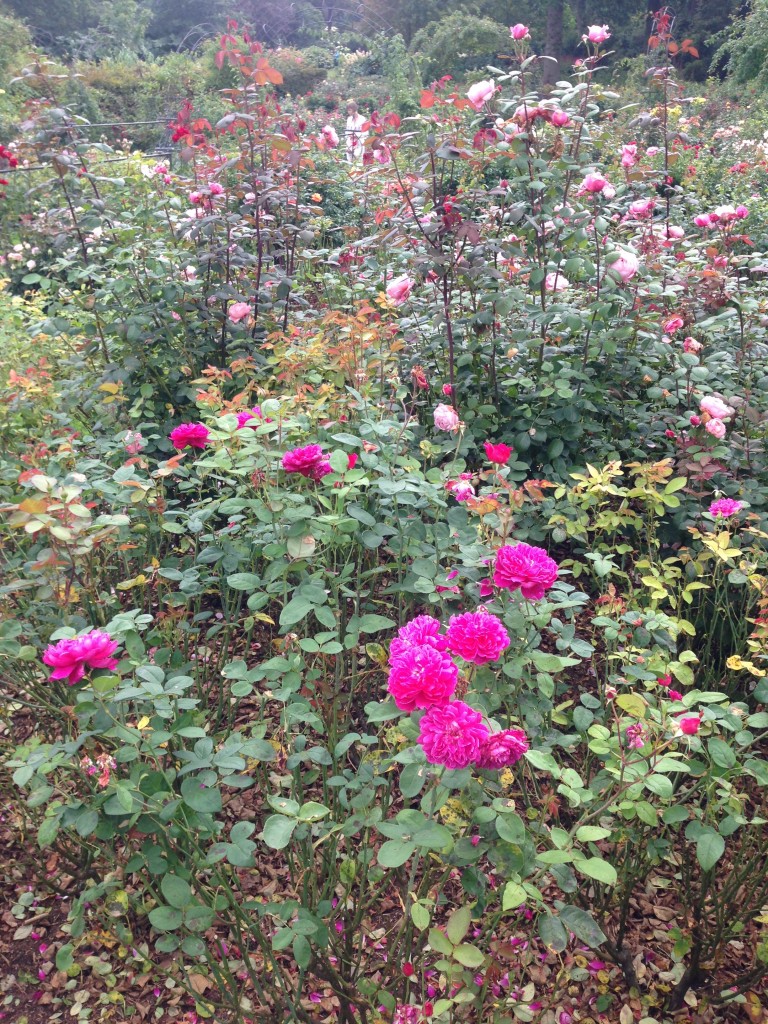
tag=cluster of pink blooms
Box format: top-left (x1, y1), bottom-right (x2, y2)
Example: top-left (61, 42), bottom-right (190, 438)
top-left (152, 163), bottom-right (172, 185)
top-left (693, 204), bottom-right (748, 229)
top-left (80, 752), bottom-right (117, 788)
top-left (493, 543), bottom-right (559, 601)
top-left (281, 443), bottom-right (332, 480)
top-left (621, 144), bottom-right (638, 169)
top-left (386, 613), bottom-right (527, 771)
top-left (43, 630), bottom-right (120, 686)
top-left (698, 394), bottom-right (734, 441)
top-left (708, 497), bottom-right (743, 518)
top-left (169, 423), bottom-right (211, 450)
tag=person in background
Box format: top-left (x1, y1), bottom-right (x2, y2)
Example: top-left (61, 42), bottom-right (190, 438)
top-left (345, 100), bottom-right (367, 164)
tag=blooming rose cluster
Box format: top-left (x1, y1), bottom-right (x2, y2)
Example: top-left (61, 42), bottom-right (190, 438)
top-left (698, 394), bottom-right (734, 441)
top-left (43, 630), bottom-right (120, 686)
top-left (386, 612), bottom-right (527, 772)
top-left (693, 204), bottom-right (748, 229)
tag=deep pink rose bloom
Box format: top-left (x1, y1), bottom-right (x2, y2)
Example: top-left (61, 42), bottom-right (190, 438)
top-left (709, 498), bottom-right (743, 518)
top-left (236, 406), bottom-right (262, 429)
top-left (664, 315), bottom-right (685, 334)
top-left (510, 23), bottom-right (530, 40)
top-left (678, 715), bottom-right (701, 736)
top-left (484, 440), bottom-right (512, 464)
top-left (551, 110), bottom-right (570, 128)
top-left (169, 423), bottom-right (211, 450)
top-left (466, 79), bottom-right (495, 111)
top-left (446, 611), bottom-right (510, 665)
top-left (578, 171), bottom-right (610, 194)
top-left (282, 444), bottom-right (331, 479)
top-left (43, 630), bottom-right (120, 686)
top-left (736, 204), bottom-right (749, 219)
top-left (494, 543), bottom-right (559, 600)
top-left (477, 728), bottom-right (529, 769)
top-left (390, 615), bottom-right (447, 661)
top-left (418, 701), bottom-right (490, 769)
top-left (387, 646), bottom-right (458, 712)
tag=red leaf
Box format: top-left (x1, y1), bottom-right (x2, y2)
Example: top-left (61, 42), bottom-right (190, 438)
top-left (420, 90), bottom-right (436, 109)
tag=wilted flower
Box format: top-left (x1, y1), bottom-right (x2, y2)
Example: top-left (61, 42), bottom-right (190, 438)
top-left (418, 700), bottom-right (490, 769)
top-left (124, 430), bottom-right (145, 454)
top-left (683, 337), bottom-right (702, 354)
top-left (625, 723), bottom-right (646, 749)
top-left (621, 143), bottom-right (638, 168)
top-left (321, 124), bottom-right (339, 147)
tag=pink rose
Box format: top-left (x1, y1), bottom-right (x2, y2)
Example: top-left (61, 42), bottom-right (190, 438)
top-left (608, 250), bottom-right (640, 283)
top-left (551, 110), bottom-right (570, 128)
top-left (476, 728), bottom-right (529, 769)
top-left (169, 423), bottom-right (210, 450)
top-left (510, 23), bottom-right (530, 40)
top-left (544, 272), bottom-right (569, 292)
top-left (736, 204), bottom-right (749, 219)
top-left (434, 403), bottom-right (460, 432)
top-left (693, 214), bottom-right (711, 228)
top-left (678, 715), bottom-right (701, 736)
top-left (705, 418), bottom-right (726, 439)
top-left (709, 498), bottom-right (743, 518)
top-left (577, 171), bottom-right (610, 195)
top-left (700, 395), bottom-right (733, 420)
top-left (683, 337), bottom-right (702, 354)
top-left (664, 315), bottom-right (685, 333)
top-left (446, 610), bottom-right (510, 665)
top-left (390, 616), bottom-right (447, 663)
top-left (621, 144), bottom-right (637, 168)
top-left (387, 646), bottom-right (458, 712)
top-left (417, 701), bottom-right (490, 770)
top-left (628, 198), bottom-right (655, 219)
top-left (484, 440), bottom-right (513, 464)
top-left (228, 302), bottom-right (251, 323)
top-left (584, 24), bottom-right (610, 44)
top-left (494, 543), bottom-right (559, 600)
top-left (386, 274), bottom-right (414, 305)
top-left (281, 444), bottom-right (331, 480)
top-left (466, 79), bottom-right (495, 111)
top-left (43, 630), bottom-right (120, 686)
top-left (447, 478), bottom-right (475, 502)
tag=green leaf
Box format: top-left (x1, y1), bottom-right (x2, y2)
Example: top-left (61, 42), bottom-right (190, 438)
top-left (411, 903), bottom-right (430, 931)
top-left (452, 943), bottom-right (484, 968)
top-left (559, 906), bottom-right (607, 947)
top-left (161, 874), bottom-right (193, 909)
top-left (446, 906), bottom-right (472, 945)
top-left (76, 809), bottom-right (100, 837)
top-left (576, 826), bottom-right (611, 843)
top-left (293, 934), bottom-right (312, 970)
top-left (356, 614), bottom-right (397, 634)
top-left (148, 906), bottom-right (183, 931)
top-left (262, 815), bottom-right (298, 850)
top-left (378, 839), bottom-right (417, 868)
top-left (428, 927), bottom-right (454, 956)
top-left (502, 881), bottom-right (527, 910)
top-left (226, 573), bottom-right (261, 590)
top-left (181, 778), bottom-right (222, 814)
top-left (574, 857), bottom-right (618, 886)
top-left (615, 694), bottom-right (647, 719)
top-left (538, 912), bottom-right (568, 952)
top-left (38, 815), bottom-right (60, 849)
top-left (56, 944), bottom-right (74, 971)
top-left (298, 801), bottom-right (330, 822)
top-left (279, 596), bottom-right (313, 627)
top-left (530, 651), bottom-right (580, 673)
top-left (708, 737), bottom-right (736, 769)
top-left (696, 830), bottom-right (725, 872)
top-left (496, 812), bottom-right (526, 845)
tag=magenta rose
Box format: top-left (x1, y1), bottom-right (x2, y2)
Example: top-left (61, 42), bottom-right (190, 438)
top-left (387, 646), bottom-right (458, 712)
top-left (43, 630), bottom-right (120, 686)
top-left (493, 543), bottom-right (559, 600)
top-left (417, 701), bottom-right (490, 770)
top-left (169, 423), bottom-right (211, 450)
top-left (281, 444), bottom-right (332, 480)
top-left (389, 615), bottom-right (447, 663)
top-left (708, 498), bottom-right (743, 518)
top-left (476, 728), bottom-right (529, 769)
top-left (446, 611), bottom-right (510, 665)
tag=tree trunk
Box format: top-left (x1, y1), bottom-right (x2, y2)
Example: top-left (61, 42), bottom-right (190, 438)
top-left (543, 0), bottom-right (564, 86)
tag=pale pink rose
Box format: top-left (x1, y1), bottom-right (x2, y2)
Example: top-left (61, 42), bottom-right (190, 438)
top-left (577, 171), bottom-right (611, 195)
top-left (683, 337), bottom-right (702, 354)
top-left (609, 250), bottom-right (640, 283)
top-left (386, 275), bottom-right (414, 305)
top-left (228, 302), bottom-right (251, 323)
top-left (584, 24), bottom-right (610, 44)
top-left (646, 146), bottom-right (660, 156)
top-left (434, 403), bottom-right (460, 432)
top-left (544, 272), bottom-right (569, 292)
top-left (700, 395), bottom-right (733, 420)
top-left (510, 23), bottom-right (530, 40)
top-left (693, 214), bottom-right (711, 228)
top-left (182, 265), bottom-right (196, 280)
top-left (467, 79), bottom-right (495, 111)
top-left (621, 144), bottom-right (638, 168)
top-left (629, 198), bottom-right (655, 219)
top-left (705, 418), bottom-right (726, 439)
top-left (713, 204), bottom-right (737, 223)
top-left (660, 224), bottom-right (685, 239)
